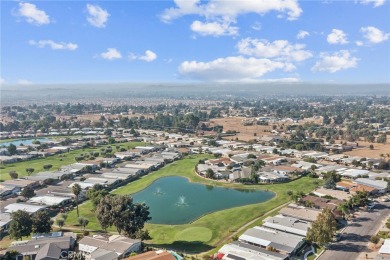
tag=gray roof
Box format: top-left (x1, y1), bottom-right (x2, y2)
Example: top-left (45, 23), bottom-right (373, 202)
top-left (79, 235), bottom-right (140, 255)
top-left (263, 214), bottom-right (310, 236)
top-left (230, 241), bottom-right (288, 260)
top-left (355, 178), bottom-right (388, 190)
top-left (279, 204), bottom-right (321, 222)
top-left (91, 248), bottom-right (118, 260)
top-left (7, 236), bottom-right (72, 256)
top-left (239, 226), bottom-right (304, 254)
top-left (35, 243), bottom-right (62, 260)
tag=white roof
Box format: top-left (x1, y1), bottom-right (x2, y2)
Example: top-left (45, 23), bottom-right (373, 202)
top-left (354, 178), bottom-right (388, 190)
top-left (379, 239), bottom-right (390, 254)
top-left (28, 195), bottom-right (71, 206)
top-left (341, 169), bottom-right (370, 178)
top-left (5, 203), bottom-right (46, 214)
top-left (68, 182), bottom-right (94, 189)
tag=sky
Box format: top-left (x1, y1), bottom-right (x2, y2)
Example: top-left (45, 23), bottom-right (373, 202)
top-left (1, 0), bottom-right (389, 85)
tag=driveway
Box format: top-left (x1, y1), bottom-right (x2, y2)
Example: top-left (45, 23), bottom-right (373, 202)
top-left (318, 201), bottom-right (390, 260)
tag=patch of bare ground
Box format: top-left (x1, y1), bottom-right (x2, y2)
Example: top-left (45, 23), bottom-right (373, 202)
top-left (343, 139), bottom-right (390, 159)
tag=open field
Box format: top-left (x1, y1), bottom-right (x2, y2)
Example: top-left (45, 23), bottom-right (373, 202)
top-left (0, 141), bottom-right (145, 181)
top-left (63, 155), bottom-right (322, 254)
top-left (211, 117), bottom-right (321, 142)
top-left (343, 139), bottom-right (390, 159)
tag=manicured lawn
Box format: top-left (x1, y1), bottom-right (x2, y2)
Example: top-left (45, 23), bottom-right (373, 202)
top-left (0, 141), bottom-right (145, 181)
top-left (63, 155), bottom-right (323, 254)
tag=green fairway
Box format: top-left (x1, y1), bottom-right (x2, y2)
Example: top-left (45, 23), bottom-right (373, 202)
top-left (0, 141), bottom-right (145, 181)
top-left (63, 155), bottom-right (322, 254)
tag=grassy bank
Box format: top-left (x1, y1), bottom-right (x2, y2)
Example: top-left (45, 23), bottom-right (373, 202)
top-left (63, 155), bottom-right (322, 254)
top-left (0, 142), bottom-right (145, 181)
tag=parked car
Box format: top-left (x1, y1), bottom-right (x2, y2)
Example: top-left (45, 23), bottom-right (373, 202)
top-left (381, 197), bottom-right (390, 202)
top-left (367, 202), bottom-right (376, 210)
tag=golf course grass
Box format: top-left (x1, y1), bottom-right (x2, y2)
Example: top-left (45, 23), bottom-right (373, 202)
top-left (0, 141), bottom-right (145, 181)
top-left (63, 155), bottom-right (322, 254)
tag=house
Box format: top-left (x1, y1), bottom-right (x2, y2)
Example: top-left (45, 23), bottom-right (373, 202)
top-left (350, 184), bottom-right (377, 195)
top-left (28, 196), bottom-right (72, 207)
top-left (341, 169), bottom-right (370, 179)
top-left (377, 239), bottom-right (390, 260)
top-left (239, 226), bottom-right (305, 256)
top-left (124, 250), bottom-right (177, 260)
top-left (354, 178), bottom-right (388, 193)
top-left (336, 181), bottom-right (355, 191)
top-left (0, 213), bottom-right (12, 233)
top-left (3, 179), bottom-right (40, 190)
top-left (5, 203), bottom-right (47, 214)
top-left (218, 241), bottom-right (288, 260)
top-left (7, 234), bottom-right (75, 260)
top-left (258, 172), bottom-right (289, 183)
top-left (279, 204), bottom-right (322, 222)
top-left (79, 235), bottom-right (141, 258)
top-left (313, 187), bottom-right (352, 201)
top-left (271, 165), bottom-right (302, 175)
top-left (262, 214), bottom-right (310, 237)
top-left (0, 183), bottom-right (20, 199)
top-left (301, 195), bottom-right (343, 211)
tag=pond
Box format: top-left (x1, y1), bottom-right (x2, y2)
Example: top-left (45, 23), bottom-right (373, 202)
top-left (131, 176), bottom-right (275, 225)
top-left (0, 138), bottom-right (52, 147)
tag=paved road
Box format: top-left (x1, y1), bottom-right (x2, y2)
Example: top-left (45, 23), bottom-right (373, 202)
top-left (319, 201), bottom-right (390, 260)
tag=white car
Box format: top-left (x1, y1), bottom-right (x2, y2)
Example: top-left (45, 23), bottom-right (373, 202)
top-left (382, 197), bottom-right (390, 202)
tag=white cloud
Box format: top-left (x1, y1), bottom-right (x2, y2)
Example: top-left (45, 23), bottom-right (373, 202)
top-left (29, 40), bottom-right (78, 50)
top-left (359, 0), bottom-right (385, 7)
top-left (17, 79), bottom-right (33, 85)
top-left (251, 22), bottom-right (261, 31)
top-left (161, 0), bottom-right (302, 22)
top-left (237, 38), bottom-right (312, 62)
top-left (100, 48), bottom-right (122, 60)
top-left (361, 26), bottom-right (389, 43)
top-left (86, 4), bottom-right (110, 28)
top-left (327, 29), bottom-right (349, 44)
top-left (139, 50), bottom-right (157, 62)
top-left (0, 78), bottom-right (5, 85)
top-left (312, 50), bottom-right (358, 73)
top-left (16, 2), bottom-right (50, 25)
top-left (178, 56), bottom-right (294, 82)
top-left (190, 20), bottom-right (238, 36)
top-left (129, 50), bottom-right (157, 62)
top-left (297, 30), bottom-right (310, 39)
top-left (356, 41), bottom-right (364, 46)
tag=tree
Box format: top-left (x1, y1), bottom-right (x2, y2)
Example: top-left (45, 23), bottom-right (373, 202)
top-left (43, 164), bottom-right (53, 171)
top-left (9, 171), bottom-right (18, 179)
top-left (337, 202), bottom-right (350, 219)
top-left (56, 218), bottom-right (65, 230)
top-left (87, 185), bottom-right (109, 209)
top-left (8, 143), bottom-right (17, 155)
top-left (250, 166), bottom-right (259, 184)
top-left (72, 183), bottom-right (82, 218)
top-left (306, 208), bottom-right (337, 246)
top-left (96, 195), bottom-right (151, 236)
top-left (78, 217), bottom-right (89, 231)
top-left (32, 211), bottom-right (52, 234)
top-left (25, 168), bottom-right (35, 176)
top-left (9, 210), bottom-right (33, 240)
top-left (21, 187), bottom-right (35, 199)
top-left (206, 168), bottom-right (215, 179)
top-left (323, 177), bottom-right (336, 189)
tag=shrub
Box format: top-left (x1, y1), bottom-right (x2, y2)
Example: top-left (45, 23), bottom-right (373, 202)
top-left (370, 235), bottom-right (380, 244)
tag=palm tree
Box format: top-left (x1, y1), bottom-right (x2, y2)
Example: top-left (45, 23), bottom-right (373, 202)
top-left (72, 184), bottom-right (82, 218)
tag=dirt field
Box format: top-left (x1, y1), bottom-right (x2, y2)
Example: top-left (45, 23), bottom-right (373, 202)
top-left (344, 139), bottom-right (390, 159)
